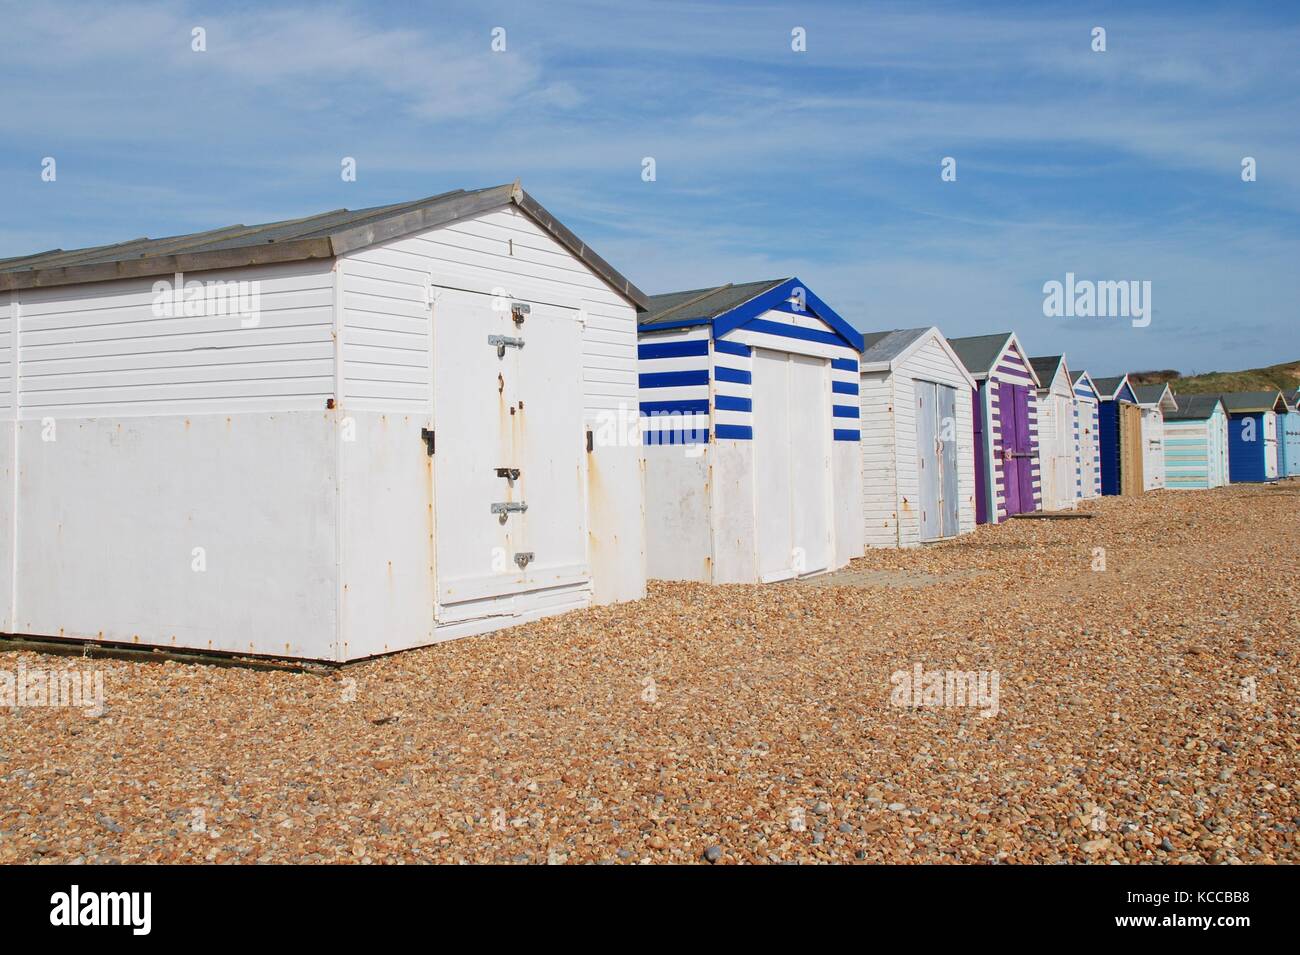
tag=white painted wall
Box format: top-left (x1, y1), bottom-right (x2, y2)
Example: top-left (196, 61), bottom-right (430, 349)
top-left (643, 446), bottom-right (713, 582)
top-left (859, 371), bottom-right (898, 547)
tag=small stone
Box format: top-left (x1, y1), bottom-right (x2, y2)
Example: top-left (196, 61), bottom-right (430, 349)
top-left (702, 845), bottom-right (722, 863)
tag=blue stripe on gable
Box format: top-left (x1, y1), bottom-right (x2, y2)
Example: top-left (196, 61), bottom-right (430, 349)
top-left (833, 429), bottom-right (861, 442)
top-left (639, 369), bottom-right (708, 389)
top-left (714, 395), bottom-right (752, 412)
top-left (714, 424), bottom-right (753, 440)
top-left (640, 399), bottom-right (709, 415)
top-left (709, 277), bottom-right (865, 351)
top-left (832, 404), bottom-right (859, 418)
top-left (831, 358), bottom-right (858, 372)
top-left (741, 318), bottom-right (845, 348)
top-left (638, 339), bottom-right (708, 360)
top-left (832, 380), bottom-right (859, 396)
top-left (715, 366), bottom-right (752, 385)
top-left (713, 339), bottom-right (751, 357)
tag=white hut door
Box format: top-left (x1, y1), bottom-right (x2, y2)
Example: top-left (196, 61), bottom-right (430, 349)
top-left (512, 303), bottom-right (589, 590)
top-left (1054, 395), bottom-right (1074, 505)
top-left (788, 354), bottom-right (832, 576)
top-left (752, 350), bottom-right (831, 581)
top-left (431, 290), bottom-right (588, 615)
top-left (753, 350), bottom-right (795, 582)
top-left (1142, 408), bottom-right (1165, 489)
top-left (915, 381), bottom-right (942, 541)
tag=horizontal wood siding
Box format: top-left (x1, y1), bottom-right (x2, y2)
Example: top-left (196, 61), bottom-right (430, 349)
top-left (8, 261), bottom-right (336, 417)
top-left (342, 205), bottom-right (639, 419)
top-left (1163, 418), bottom-right (1211, 489)
top-left (0, 298), bottom-right (12, 413)
top-left (638, 327), bottom-right (711, 444)
top-left (859, 370), bottom-right (897, 547)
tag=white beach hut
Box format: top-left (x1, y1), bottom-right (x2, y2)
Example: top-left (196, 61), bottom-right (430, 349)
top-left (0, 182), bottom-right (648, 661)
top-left (1029, 354), bottom-right (1078, 511)
top-left (858, 327), bottom-right (977, 547)
top-left (1133, 383), bottom-right (1178, 490)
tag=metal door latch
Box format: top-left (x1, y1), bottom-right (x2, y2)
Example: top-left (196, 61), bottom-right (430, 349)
top-left (510, 303), bottom-right (530, 326)
top-left (495, 467), bottom-right (521, 482)
top-left (489, 334), bottom-right (525, 358)
top-left (491, 501), bottom-right (528, 523)
top-left (513, 552), bottom-right (534, 569)
top-left (420, 428), bottom-right (435, 455)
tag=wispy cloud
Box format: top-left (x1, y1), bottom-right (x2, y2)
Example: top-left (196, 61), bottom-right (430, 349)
top-left (0, 0), bottom-right (1296, 375)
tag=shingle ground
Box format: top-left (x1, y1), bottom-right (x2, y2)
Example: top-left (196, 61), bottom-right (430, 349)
top-left (2, 483), bottom-right (1296, 864)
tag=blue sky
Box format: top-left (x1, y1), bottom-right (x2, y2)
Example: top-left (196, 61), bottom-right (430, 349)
top-left (1, 0), bottom-right (1296, 376)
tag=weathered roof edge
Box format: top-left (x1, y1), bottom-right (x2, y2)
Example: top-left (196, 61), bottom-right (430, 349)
top-left (1219, 390), bottom-right (1288, 414)
top-left (0, 181), bottom-right (650, 311)
top-left (859, 327), bottom-right (977, 388)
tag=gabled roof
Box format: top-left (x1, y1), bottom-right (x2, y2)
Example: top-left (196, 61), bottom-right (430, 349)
top-left (858, 327), bottom-right (976, 387)
top-left (1071, 369), bottom-right (1100, 400)
top-left (946, 332), bottom-right (1040, 386)
top-left (1093, 375), bottom-right (1137, 402)
top-left (640, 277), bottom-right (864, 351)
top-left (1220, 390), bottom-right (1287, 415)
top-left (1133, 383), bottom-right (1178, 411)
top-left (0, 182), bottom-right (649, 309)
top-left (639, 279), bottom-right (787, 327)
top-left (1029, 355), bottom-right (1064, 389)
top-left (946, 333), bottom-right (1009, 378)
top-left (1165, 394), bottom-right (1224, 421)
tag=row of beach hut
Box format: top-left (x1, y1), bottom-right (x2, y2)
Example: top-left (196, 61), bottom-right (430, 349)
top-left (0, 183), bottom-right (1293, 661)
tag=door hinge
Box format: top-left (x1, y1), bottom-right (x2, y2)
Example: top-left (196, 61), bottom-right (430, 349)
top-left (586, 429), bottom-right (594, 453)
top-left (513, 551), bottom-right (534, 570)
top-left (489, 334), bottom-right (525, 358)
top-left (421, 428), bottom-right (435, 455)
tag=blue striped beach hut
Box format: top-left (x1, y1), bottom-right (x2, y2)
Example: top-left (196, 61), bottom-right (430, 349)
top-left (637, 278), bottom-right (865, 583)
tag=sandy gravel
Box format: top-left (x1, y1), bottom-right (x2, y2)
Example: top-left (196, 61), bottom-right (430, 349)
top-left (2, 483), bottom-right (1297, 864)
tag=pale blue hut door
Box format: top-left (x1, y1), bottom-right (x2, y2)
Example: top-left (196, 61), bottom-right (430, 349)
top-left (937, 383), bottom-right (960, 537)
top-left (915, 381), bottom-right (941, 541)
